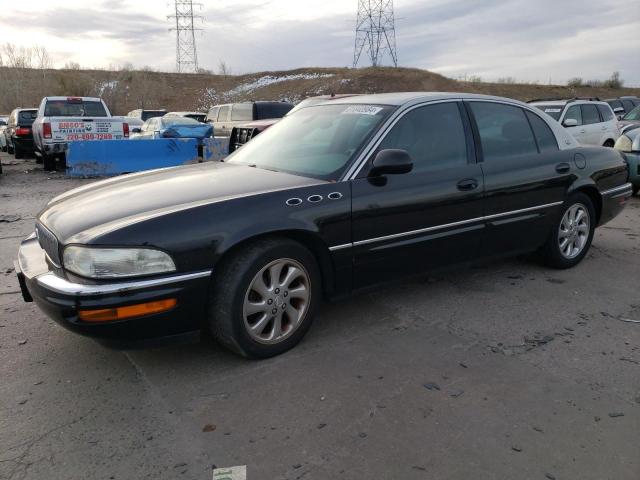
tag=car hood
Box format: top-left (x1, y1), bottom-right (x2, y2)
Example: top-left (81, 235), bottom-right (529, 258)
top-left (39, 161), bottom-right (324, 243)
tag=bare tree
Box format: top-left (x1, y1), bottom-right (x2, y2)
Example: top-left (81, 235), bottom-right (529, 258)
top-left (2, 43), bottom-right (33, 68)
top-left (217, 59), bottom-right (231, 77)
top-left (33, 45), bottom-right (53, 70)
top-left (64, 61), bottom-right (82, 70)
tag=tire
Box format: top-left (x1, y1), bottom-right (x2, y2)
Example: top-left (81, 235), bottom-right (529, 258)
top-left (633, 185), bottom-right (639, 196)
top-left (43, 154), bottom-right (55, 171)
top-left (540, 192), bottom-right (595, 269)
top-left (14, 146), bottom-right (23, 159)
top-left (603, 139), bottom-right (614, 148)
top-left (208, 237), bottom-right (321, 358)
top-left (7, 144), bottom-right (14, 155)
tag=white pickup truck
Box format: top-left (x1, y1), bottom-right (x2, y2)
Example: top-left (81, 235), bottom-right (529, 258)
top-left (32, 96), bottom-right (129, 171)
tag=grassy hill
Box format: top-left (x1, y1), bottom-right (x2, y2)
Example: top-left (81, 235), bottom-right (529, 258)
top-left (1, 66), bottom-right (638, 116)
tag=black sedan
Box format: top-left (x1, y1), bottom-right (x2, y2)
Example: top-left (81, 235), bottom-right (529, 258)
top-left (15, 93), bottom-right (632, 358)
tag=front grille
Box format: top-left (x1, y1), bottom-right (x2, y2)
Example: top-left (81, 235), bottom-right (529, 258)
top-left (36, 222), bottom-right (61, 266)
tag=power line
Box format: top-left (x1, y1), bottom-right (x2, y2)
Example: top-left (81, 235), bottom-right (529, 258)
top-left (168, 0), bottom-right (203, 73)
top-left (353, 0), bottom-right (398, 68)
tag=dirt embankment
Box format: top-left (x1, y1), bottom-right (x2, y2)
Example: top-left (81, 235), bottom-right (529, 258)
top-left (1, 66), bottom-right (638, 115)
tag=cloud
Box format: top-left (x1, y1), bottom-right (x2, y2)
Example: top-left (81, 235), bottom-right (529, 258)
top-left (0, 0), bottom-right (637, 85)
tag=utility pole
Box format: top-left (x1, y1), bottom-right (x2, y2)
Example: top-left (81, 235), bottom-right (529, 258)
top-left (353, 0), bottom-right (398, 68)
top-left (168, 0), bottom-right (203, 73)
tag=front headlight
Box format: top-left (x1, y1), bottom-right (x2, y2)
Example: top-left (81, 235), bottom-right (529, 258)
top-left (63, 246), bottom-right (176, 279)
top-left (614, 135), bottom-right (632, 153)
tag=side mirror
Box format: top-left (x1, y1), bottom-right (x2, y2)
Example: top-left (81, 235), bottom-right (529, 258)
top-left (131, 127), bottom-right (141, 133)
top-left (369, 149), bottom-right (413, 177)
top-left (562, 118), bottom-right (578, 127)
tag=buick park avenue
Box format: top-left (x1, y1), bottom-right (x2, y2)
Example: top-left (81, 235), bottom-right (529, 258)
top-left (15, 93), bottom-right (632, 358)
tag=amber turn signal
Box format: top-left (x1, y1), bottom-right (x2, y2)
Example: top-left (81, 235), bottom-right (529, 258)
top-left (78, 298), bottom-right (177, 322)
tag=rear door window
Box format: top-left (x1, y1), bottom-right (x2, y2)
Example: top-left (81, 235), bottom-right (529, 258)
top-left (621, 100), bottom-right (635, 112)
top-left (231, 103), bottom-right (253, 121)
top-left (469, 102), bottom-right (538, 162)
top-left (563, 105), bottom-right (582, 126)
top-left (217, 106), bottom-right (230, 122)
top-left (597, 104), bottom-right (614, 121)
top-left (379, 102), bottom-right (469, 172)
top-left (525, 111), bottom-right (558, 152)
top-left (581, 104), bottom-right (601, 125)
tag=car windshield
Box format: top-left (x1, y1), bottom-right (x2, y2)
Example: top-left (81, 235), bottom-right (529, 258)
top-left (44, 100), bottom-right (108, 117)
top-left (141, 110), bottom-right (167, 121)
top-left (623, 105), bottom-right (640, 121)
top-left (226, 104), bottom-right (394, 181)
top-left (533, 105), bottom-right (563, 121)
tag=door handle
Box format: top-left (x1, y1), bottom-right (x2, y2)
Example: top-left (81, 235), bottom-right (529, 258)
top-left (556, 163), bottom-right (571, 174)
top-left (457, 178), bottom-right (478, 191)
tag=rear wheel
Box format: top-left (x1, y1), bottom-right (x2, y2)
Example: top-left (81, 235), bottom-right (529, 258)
top-left (208, 237), bottom-right (320, 358)
top-left (633, 185), bottom-right (639, 196)
top-left (603, 139), bottom-right (615, 148)
top-left (14, 146), bottom-right (23, 159)
top-left (540, 192), bottom-right (595, 269)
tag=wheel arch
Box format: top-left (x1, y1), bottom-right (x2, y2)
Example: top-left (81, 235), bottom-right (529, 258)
top-left (571, 184), bottom-right (602, 224)
top-left (215, 229), bottom-right (337, 299)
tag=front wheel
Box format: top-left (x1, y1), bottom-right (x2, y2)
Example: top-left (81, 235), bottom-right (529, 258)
top-left (208, 237), bottom-right (321, 358)
top-left (540, 192), bottom-right (595, 269)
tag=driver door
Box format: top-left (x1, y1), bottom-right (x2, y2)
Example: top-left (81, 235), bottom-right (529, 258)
top-left (350, 101), bottom-right (485, 288)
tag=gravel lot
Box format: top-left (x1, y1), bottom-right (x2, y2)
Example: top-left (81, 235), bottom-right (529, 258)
top-left (1, 152), bottom-right (639, 480)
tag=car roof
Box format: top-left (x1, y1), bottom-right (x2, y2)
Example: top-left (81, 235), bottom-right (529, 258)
top-left (44, 96), bottom-right (102, 102)
top-left (324, 92), bottom-right (552, 109)
top-left (165, 111), bottom-right (206, 115)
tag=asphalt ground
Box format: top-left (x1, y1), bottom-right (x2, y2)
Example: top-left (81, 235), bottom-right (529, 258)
top-left (0, 151), bottom-right (638, 480)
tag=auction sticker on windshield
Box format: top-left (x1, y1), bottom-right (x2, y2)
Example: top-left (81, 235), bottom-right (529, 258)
top-left (51, 120), bottom-right (125, 141)
top-left (341, 105), bottom-right (384, 115)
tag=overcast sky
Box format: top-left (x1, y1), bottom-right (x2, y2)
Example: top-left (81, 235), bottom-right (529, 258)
top-left (1, 0), bottom-right (638, 85)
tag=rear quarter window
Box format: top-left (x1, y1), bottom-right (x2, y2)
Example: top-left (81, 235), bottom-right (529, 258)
top-left (525, 111), bottom-right (558, 152)
top-left (596, 104), bottom-right (614, 122)
top-left (256, 103), bottom-right (294, 120)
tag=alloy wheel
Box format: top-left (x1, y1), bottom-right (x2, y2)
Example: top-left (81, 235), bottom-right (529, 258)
top-left (558, 203), bottom-right (590, 259)
top-left (242, 258), bottom-right (311, 344)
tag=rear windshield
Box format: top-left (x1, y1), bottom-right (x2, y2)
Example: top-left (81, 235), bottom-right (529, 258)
top-left (163, 117), bottom-right (199, 126)
top-left (533, 105), bottom-right (563, 121)
top-left (141, 110), bottom-right (167, 121)
top-left (18, 110), bottom-right (38, 124)
top-left (256, 102), bottom-right (294, 120)
top-left (44, 100), bottom-right (108, 117)
top-left (185, 114), bottom-right (206, 122)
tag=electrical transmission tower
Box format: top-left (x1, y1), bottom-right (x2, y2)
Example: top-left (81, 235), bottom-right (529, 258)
top-left (168, 0), bottom-right (203, 73)
top-left (353, 0), bottom-right (398, 68)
